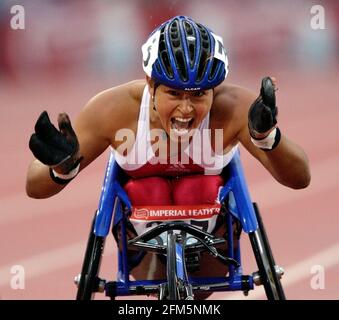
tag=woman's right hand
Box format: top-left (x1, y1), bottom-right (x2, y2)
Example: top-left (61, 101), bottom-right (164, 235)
top-left (29, 111), bottom-right (82, 174)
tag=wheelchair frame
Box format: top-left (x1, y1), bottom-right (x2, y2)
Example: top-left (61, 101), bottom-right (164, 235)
top-left (75, 149), bottom-right (285, 300)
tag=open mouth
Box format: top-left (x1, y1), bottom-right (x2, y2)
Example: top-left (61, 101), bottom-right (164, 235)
top-left (170, 117), bottom-right (194, 136)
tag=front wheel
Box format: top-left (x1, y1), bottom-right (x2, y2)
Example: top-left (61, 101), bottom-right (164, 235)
top-left (249, 203), bottom-right (286, 300)
top-left (165, 232), bottom-right (179, 300)
top-left (76, 212), bottom-right (105, 300)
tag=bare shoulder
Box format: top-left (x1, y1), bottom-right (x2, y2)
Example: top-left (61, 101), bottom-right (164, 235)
top-left (81, 79), bottom-right (145, 123)
top-left (212, 82), bottom-right (257, 120)
top-left (211, 82), bottom-right (257, 135)
top-left (75, 79), bottom-right (146, 141)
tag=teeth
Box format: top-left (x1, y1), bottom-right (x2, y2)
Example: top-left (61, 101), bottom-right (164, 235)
top-left (174, 117), bottom-right (192, 123)
top-left (170, 117), bottom-right (193, 137)
top-left (171, 128), bottom-right (189, 136)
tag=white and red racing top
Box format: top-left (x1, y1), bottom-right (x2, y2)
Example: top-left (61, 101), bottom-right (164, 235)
top-left (111, 85), bottom-right (238, 239)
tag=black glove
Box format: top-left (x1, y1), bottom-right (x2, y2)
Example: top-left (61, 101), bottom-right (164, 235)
top-left (248, 76), bottom-right (278, 136)
top-left (29, 111), bottom-right (82, 174)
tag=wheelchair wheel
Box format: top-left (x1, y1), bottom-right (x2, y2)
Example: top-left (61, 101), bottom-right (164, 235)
top-left (249, 203), bottom-right (286, 300)
top-left (76, 211), bottom-right (105, 300)
top-left (166, 232), bottom-right (179, 300)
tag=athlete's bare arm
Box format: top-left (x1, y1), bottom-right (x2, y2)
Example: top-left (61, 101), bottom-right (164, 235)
top-left (26, 80), bottom-right (144, 199)
top-left (214, 82), bottom-right (311, 189)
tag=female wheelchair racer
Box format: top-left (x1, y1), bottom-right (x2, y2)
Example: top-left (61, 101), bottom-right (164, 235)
top-left (26, 16), bottom-right (310, 299)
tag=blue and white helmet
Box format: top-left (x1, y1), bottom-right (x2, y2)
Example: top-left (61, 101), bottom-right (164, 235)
top-left (142, 16), bottom-right (229, 91)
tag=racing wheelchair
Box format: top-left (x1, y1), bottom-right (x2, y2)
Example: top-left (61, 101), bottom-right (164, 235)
top-left (74, 149), bottom-right (285, 300)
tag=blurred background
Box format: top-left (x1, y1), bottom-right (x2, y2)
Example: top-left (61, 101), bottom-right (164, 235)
top-left (0, 0), bottom-right (338, 299)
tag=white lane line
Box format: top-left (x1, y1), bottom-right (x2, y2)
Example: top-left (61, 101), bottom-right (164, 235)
top-left (248, 155), bottom-right (339, 210)
top-left (0, 234), bottom-right (118, 290)
top-left (0, 241), bottom-right (85, 288)
top-left (216, 242), bottom-right (339, 300)
top-left (1, 237), bottom-right (338, 299)
top-left (0, 171), bottom-right (103, 226)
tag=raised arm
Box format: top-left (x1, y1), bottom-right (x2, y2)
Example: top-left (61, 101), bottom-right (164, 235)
top-left (25, 88), bottom-right (123, 199)
top-left (236, 77), bottom-right (311, 189)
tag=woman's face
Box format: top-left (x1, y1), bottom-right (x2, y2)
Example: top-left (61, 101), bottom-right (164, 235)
top-left (149, 80), bottom-right (214, 140)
